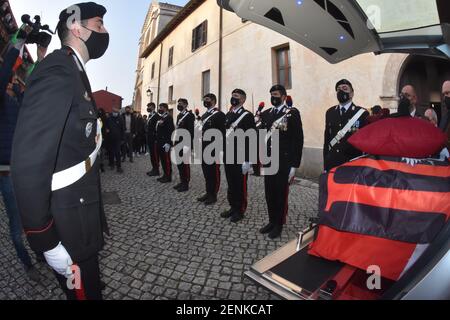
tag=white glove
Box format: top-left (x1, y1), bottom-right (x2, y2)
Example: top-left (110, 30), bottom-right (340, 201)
top-left (439, 148), bottom-right (449, 161)
top-left (289, 168), bottom-right (297, 184)
top-left (44, 242), bottom-right (73, 278)
top-left (182, 146), bottom-right (191, 155)
top-left (242, 162), bottom-right (253, 175)
top-left (402, 158), bottom-right (420, 167)
top-left (163, 143), bottom-right (171, 153)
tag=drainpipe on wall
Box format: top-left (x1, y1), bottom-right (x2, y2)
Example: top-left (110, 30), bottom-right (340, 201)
top-left (157, 42), bottom-right (163, 105)
top-left (218, 3), bottom-right (224, 110)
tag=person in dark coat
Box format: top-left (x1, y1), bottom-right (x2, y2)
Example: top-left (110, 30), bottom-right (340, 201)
top-left (221, 89), bottom-right (256, 223)
top-left (122, 106), bottom-right (137, 162)
top-left (0, 30), bottom-right (42, 282)
top-left (196, 94), bottom-right (226, 205)
top-left (323, 79), bottom-right (369, 172)
top-left (146, 103), bottom-right (161, 176)
top-left (105, 105), bottom-right (125, 173)
top-left (258, 85), bottom-right (304, 239)
top-left (173, 98), bottom-right (195, 192)
top-left (11, 2), bottom-right (110, 300)
top-left (155, 103), bottom-right (175, 183)
top-left (135, 114), bottom-right (146, 155)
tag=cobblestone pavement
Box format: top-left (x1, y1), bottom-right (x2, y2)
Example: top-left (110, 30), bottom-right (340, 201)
top-left (0, 156), bottom-right (319, 300)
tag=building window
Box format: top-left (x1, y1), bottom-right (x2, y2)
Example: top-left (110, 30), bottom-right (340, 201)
top-left (151, 62), bottom-right (155, 80)
top-left (275, 46), bottom-right (292, 89)
top-left (202, 70), bottom-right (210, 98)
top-left (168, 46), bottom-right (174, 67)
top-left (192, 20), bottom-right (208, 52)
top-left (168, 85), bottom-right (174, 103)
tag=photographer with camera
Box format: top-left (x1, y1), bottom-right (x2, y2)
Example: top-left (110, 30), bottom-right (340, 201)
top-left (11, 2), bottom-right (110, 300)
top-left (0, 25), bottom-right (46, 283)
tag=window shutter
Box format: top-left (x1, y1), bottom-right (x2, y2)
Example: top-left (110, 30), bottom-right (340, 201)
top-left (192, 28), bottom-right (196, 52)
top-left (202, 20), bottom-right (208, 46)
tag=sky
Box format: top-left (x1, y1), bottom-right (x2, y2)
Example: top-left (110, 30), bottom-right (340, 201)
top-left (10, 0), bottom-right (190, 105)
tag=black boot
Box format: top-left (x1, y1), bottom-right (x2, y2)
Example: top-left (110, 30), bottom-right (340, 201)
top-left (177, 183), bottom-right (189, 193)
top-left (204, 194), bottom-right (217, 205)
top-left (260, 223), bottom-right (275, 234)
top-left (159, 176), bottom-right (172, 183)
top-left (230, 213), bottom-right (244, 223)
top-left (147, 170), bottom-right (160, 177)
top-left (220, 209), bottom-right (234, 219)
top-left (268, 225), bottom-right (283, 239)
top-left (173, 183), bottom-right (183, 190)
top-left (197, 194), bottom-right (209, 202)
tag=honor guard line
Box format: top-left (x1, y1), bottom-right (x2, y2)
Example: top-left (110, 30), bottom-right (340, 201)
top-left (171, 127), bottom-right (281, 176)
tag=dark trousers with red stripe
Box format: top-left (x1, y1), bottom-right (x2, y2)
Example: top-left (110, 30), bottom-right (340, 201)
top-left (225, 164), bottom-right (248, 214)
top-left (54, 254), bottom-right (102, 301)
top-left (148, 140), bottom-right (160, 174)
top-left (177, 163), bottom-right (191, 185)
top-left (264, 165), bottom-right (290, 226)
top-left (202, 162), bottom-right (220, 196)
top-left (159, 146), bottom-right (172, 178)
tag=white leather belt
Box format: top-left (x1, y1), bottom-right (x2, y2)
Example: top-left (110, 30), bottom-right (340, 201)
top-left (329, 109), bottom-right (365, 149)
top-left (198, 111), bottom-right (218, 131)
top-left (51, 119), bottom-right (103, 192)
top-left (226, 111), bottom-right (250, 138)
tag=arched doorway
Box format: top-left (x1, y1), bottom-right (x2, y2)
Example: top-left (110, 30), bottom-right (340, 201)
top-left (399, 56), bottom-right (450, 123)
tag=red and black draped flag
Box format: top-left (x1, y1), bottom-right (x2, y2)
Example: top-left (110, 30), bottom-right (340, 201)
top-left (309, 156), bottom-right (450, 281)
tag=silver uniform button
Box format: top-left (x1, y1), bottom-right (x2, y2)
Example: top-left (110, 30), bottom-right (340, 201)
top-left (80, 198), bottom-right (85, 204)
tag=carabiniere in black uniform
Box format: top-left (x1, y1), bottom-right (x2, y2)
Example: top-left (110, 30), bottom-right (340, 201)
top-left (223, 105), bottom-right (256, 222)
top-left (146, 110), bottom-right (161, 176)
top-left (156, 110), bottom-right (175, 182)
top-left (323, 103), bottom-right (369, 172)
top-left (259, 102), bottom-right (304, 238)
top-left (11, 2), bottom-right (109, 300)
top-left (174, 109), bottom-right (195, 191)
top-left (198, 107), bottom-right (226, 204)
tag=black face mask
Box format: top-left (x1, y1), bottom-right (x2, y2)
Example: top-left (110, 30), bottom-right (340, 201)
top-left (337, 90), bottom-right (351, 104)
top-left (81, 27), bottom-right (110, 60)
top-left (158, 110), bottom-right (165, 115)
top-left (444, 96), bottom-right (450, 111)
top-left (147, 109), bottom-right (153, 113)
top-left (177, 105), bottom-right (185, 112)
top-left (271, 96), bottom-right (283, 107)
top-left (230, 97), bottom-right (240, 107)
top-left (204, 101), bottom-right (212, 109)
top-left (398, 96), bottom-right (411, 116)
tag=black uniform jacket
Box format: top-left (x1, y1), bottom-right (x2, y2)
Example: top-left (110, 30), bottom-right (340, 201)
top-left (323, 103), bottom-right (369, 171)
top-left (156, 113), bottom-right (175, 147)
top-left (259, 105), bottom-right (304, 169)
top-left (105, 114), bottom-right (125, 142)
top-left (224, 107), bottom-right (256, 164)
top-left (11, 48), bottom-right (108, 262)
top-left (174, 110), bottom-right (195, 148)
top-left (200, 108), bottom-right (226, 155)
top-left (147, 112), bottom-right (161, 144)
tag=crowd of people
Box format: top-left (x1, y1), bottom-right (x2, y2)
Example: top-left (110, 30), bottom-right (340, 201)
top-left (98, 106), bottom-right (149, 174)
